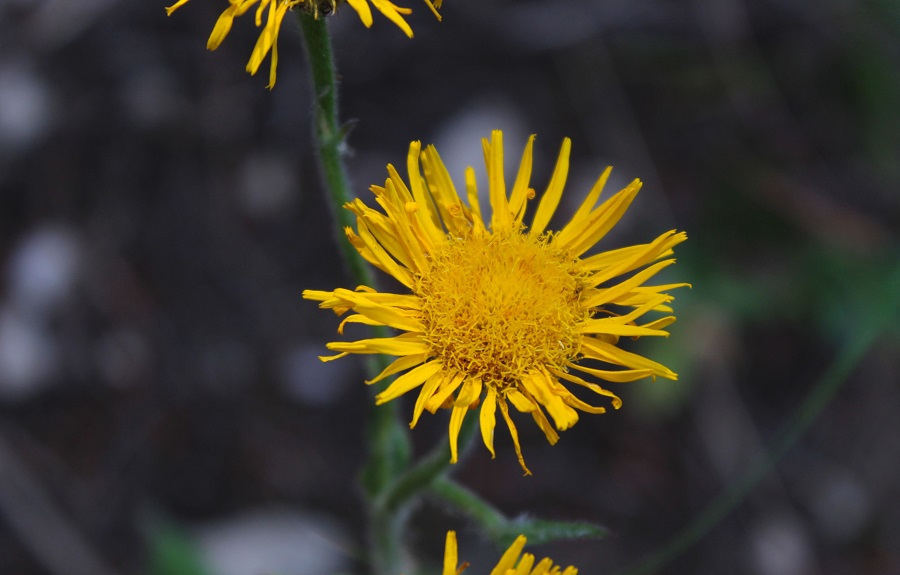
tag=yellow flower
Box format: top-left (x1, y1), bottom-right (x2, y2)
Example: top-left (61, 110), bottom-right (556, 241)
top-left (304, 131), bottom-right (688, 474)
top-left (443, 531), bottom-right (578, 575)
top-left (165, 0), bottom-right (442, 88)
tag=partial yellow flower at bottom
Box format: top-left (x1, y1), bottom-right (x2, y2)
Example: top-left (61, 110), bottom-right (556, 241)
top-left (304, 131), bottom-right (688, 474)
top-left (443, 531), bottom-right (577, 575)
top-left (165, 0), bottom-right (442, 88)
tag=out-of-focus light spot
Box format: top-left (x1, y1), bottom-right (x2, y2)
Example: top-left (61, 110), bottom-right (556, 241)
top-left (0, 307), bottom-right (58, 400)
top-left (194, 508), bottom-right (349, 575)
top-left (0, 59), bottom-right (54, 153)
top-left (279, 343), bottom-right (354, 406)
top-left (7, 225), bottom-right (81, 319)
top-left (237, 152), bottom-right (298, 220)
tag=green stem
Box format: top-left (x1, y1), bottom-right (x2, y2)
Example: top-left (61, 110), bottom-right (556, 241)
top-left (613, 263), bottom-right (900, 575)
top-left (296, 12), bottom-right (410, 575)
top-left (377, 414), bottom-right (479, 514)
top-left (430, 477), bottom-right (507, 533)
top-left (368, 416), bottom-right (478, 575)
top-left (369, 506), bottom-right (409, 575)
top-left (296, 12), bottom-right (370, 285)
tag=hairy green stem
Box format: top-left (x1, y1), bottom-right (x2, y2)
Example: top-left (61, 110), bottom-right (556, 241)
top-left (368, 416), bottom-right (478, 574)
top-left (377, 415), bottom-right (479, 514)
top-left (296, 12), bottom-right (368, 284)
top-left (296, 13), bottom-right (409, 575)
top-left (430, 477), bottom-right (507, 533)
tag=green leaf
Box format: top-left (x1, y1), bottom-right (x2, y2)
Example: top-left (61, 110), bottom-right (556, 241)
top-left (494, 516), bottom-right (611, 548)
top-left (429, 478), bottom-right (610, 549)
top-left (145, 518), bottom-right (209, 575)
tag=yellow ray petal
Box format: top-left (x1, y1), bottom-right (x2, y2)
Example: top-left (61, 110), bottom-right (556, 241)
top-left (559, 179), bottom-right (642, 257)
top-left (561, 392), bottom-right (608, 414)
top-left (326, 333), bottom-right (428, 357)
top-left (207, 4), bottom-right (241, 50)
top-left (366, 353), bottom-right (429, 385)
top-left (448, 401), bottom-right (468, 463)
top-left (345, 0), bottom-right (373, 27)
top-left (424, 371), bottom-right (466, 413)
top-left (403, 142), bottom-right (443, 233)
top-left (486, 130), bottom-right (512, 230)
top-left (606, 293), bottom-right (673, 323)
top-left (530, 557), bottom-right (554, 575)
top-left (350, 287), bottom-right (421, 306)
top-left (422, 145), bottom-right (473, 236)
top-left (355, 217), bottom-right (416, 288)
top-left (580, 337), bottom-right (678, 379)
top-left (498, 399), bottom-right (531, 475)
top-left (436, 377), bottom-right (481, 458)
top-left (424, 0), bottom-right (442, 20)
top-left (529, 138), bottom-right (571, 238)
top-left (265, 20), bottom-right (279, 89)
top-left (508, 135), bottom-right (536, 223)
top-left (301, 289), bottom-right (336, 302)
top-left (329, 288), bottom-right (424, 332)
top-left (613, 290), bottom-right (682, 311)
top-left (490, 534), bottom-right (528, 575)
top-left (443, 531), bottom-right (458, 575)
top-left (465, 166), bottom-right (487, 235)
top-left (507, 389), bottom-right (536, 412)
top-left (528, 401), bottom-right (560, 445)
top-left (587, 230), bottom-right (687, 287)
top-left (641, 316), bottom-right (677, 331)
top-left (370, 0), bottom-right (414, 37)
top-left (551, 367), bottom-right (623, 408)
top-left (582, 259), bottom-right (676, 309)
top-left (554, 166), bottom-right (611, 246)
top-left (576, 322), bottom-right (669, 338)
top-left (412, 370), bottom-right (448, 427)
top-left (630, 282), bottom-right (692, 295)
top-left (375, 359), bottom-right (443, 404)
top-left (319, 351), bottom-right (349, 362)
top-left (520, 371), bottom-right (578, 431)
top-left (513, 554), bottom-right (535, 575)
top-left (337, 313), bottom-right (384, 333)
top-left (454, 377), bottom-right (483, 407)
top-left (376, 177), bottom-right (432, 271)
top-left (480, 388), bottom-right (498, 457)
top-left (355, 207), bottom-right (417, 270)
top-left (565, 363), bottom-right (654, 383)
top-left (164, 0), bottom-right (193, 16)
top-left (578, 242), bottom-right (659, 272)
top-left (245, 0), bottom-right (281, 76)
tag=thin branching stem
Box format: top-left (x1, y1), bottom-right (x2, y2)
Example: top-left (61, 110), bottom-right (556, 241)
top-left (613, 263), bottom-right (900, 575)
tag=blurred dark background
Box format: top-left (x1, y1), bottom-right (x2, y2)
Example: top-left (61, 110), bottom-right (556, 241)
top-left (1, 1), bottom-right (898, 574)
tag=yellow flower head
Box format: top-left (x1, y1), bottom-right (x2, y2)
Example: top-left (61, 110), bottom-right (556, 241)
top-left (304, 131), bottom-right (688, 474)
top-left (165, 0), bottom-right (443, 88)
top-left (443, 531), bottom-right (578, 575)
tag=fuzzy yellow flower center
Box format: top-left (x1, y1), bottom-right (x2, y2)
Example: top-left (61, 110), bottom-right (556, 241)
top-left (416, 229), bottom-right (588, 391)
